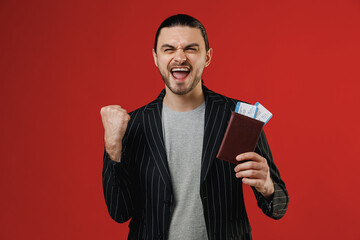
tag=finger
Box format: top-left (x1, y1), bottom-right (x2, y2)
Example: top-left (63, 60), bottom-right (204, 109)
top-left (241, 178), bottom-right (263, 188)
top-left (119, 111), bottom-right (130, 122)
top-left (236, 152), bottom-right (265, 163)
top-left (234, 161), bottom-right (263, 173)
top-left (118, 108), bottom-right (128, 114)
top-left (108, 105), bottom-right (122, 109)
top-left (235, 169), bottom-right (265, 179)
top-left (100, 105), bottom-right (123, 115)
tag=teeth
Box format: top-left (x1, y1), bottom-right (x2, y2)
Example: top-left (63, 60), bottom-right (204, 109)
top-left (171, 68), bottom-right (190, 72)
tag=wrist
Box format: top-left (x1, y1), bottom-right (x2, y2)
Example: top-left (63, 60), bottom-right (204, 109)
top-left (257, 178), bottom-right (274, 199)
top-left (105, 142), bottom-right (122, 162)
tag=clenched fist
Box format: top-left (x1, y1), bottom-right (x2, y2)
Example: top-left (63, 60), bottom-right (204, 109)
top-left (100, 105), bottom-right (130, 162)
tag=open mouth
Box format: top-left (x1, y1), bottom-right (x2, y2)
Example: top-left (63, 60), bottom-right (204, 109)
top-left (171, 67), bottom-right (190, 80)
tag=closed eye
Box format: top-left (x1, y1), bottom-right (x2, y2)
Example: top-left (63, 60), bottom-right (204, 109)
top-left (161, 44), bottom-right (176, 53)
top-left (184, 44), bottom-right (199, 52)
top-left (186, 48), bottom-right (197, 51)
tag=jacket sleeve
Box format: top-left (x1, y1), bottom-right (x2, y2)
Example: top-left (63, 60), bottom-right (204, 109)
top-left (102, 111), bottom-right (141, 223)
top-left (252, 130), bottom-right (289, 220)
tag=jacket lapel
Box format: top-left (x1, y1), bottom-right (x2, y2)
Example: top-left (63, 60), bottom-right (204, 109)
top-left (142, 89), bottom-right (173, 192)
top-left (200, 86), bottom-right (231, 184)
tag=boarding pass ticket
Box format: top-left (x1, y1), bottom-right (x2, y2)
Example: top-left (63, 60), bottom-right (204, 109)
top-left (235, 102), bottom-right (273, 124)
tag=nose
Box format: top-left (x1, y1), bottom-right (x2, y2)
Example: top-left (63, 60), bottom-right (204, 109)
top-left (173, 50), bottom-right (187, 64)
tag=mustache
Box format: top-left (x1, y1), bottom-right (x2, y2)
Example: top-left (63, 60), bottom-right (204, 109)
top-left (169, 63), bottom-right (192, 70)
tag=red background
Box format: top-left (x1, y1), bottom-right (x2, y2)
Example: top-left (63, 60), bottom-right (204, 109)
top-left (1, 0), bottom-right (359, 239)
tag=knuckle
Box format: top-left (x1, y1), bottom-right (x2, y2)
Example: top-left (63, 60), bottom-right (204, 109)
top-left (262, 164), bottom-right (269, 172)
top-left (122, 115), bottom-right (130, 123)
top-left (263, 172), bottom-right (268, 179)
top-left (101, 106), bottom-right (110, 116)
top-left (119, 117), bottom-right (126, 123)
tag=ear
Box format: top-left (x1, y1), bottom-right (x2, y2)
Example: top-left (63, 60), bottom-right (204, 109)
top-left (152, 49), bottom-right (158, 67)
top-left (205, 48), bottom-right (213, 67)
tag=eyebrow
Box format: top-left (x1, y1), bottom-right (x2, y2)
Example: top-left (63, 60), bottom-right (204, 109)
top-left (184, 43), bottom-right (200, 49)
top-left (160, 44), bottom-right (175, 49)
top-left (160, 43), bottom-right (200, 49)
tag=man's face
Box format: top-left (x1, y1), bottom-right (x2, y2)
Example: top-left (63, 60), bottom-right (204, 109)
top-left (153, 26), bottom-right (212, 95)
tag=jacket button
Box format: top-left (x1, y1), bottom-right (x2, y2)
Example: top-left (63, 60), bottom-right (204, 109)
top-left (163, 200), bottom-right (170, 205)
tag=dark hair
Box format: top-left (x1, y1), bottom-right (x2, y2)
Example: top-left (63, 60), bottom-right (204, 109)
top-left (154, 14), bottom-right (209, 53)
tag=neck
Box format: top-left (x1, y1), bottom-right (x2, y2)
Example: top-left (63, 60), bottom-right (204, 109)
top-left (163, 82), bottom-right (205, 112)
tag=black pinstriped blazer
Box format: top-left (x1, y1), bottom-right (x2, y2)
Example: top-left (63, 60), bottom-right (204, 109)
top-left (102, 85), bottom-right (289, 240)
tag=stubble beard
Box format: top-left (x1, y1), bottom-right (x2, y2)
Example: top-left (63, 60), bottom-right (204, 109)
top-left (158, 66), bottom-right (204, 96)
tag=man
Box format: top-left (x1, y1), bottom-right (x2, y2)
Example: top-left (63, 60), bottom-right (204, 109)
top-left (101, 14), bottom-right (288, 240)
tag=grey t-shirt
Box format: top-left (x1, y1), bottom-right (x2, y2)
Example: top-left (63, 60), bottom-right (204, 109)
top-left (162, 102), bottom-right (207, 240)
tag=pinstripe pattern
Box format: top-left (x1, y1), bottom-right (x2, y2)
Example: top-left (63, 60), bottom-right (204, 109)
top-left (102, 85), bottom-right (289, 239)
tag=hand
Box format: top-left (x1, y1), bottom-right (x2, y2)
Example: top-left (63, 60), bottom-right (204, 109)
top-left (100, 105), bottom-right (130, 162)
top-left (234, 152), bottom-right (274, 199)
